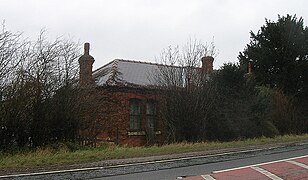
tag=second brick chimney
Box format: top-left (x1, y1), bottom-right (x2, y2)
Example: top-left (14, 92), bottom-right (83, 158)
top-left (201, 56), bottom-right (214, 74)
top-left (79, 43), bottom-right (95, 88)
top-left (248, 60), bottom-right (253, 75)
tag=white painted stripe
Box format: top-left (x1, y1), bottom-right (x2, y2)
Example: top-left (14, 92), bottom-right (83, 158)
top-left (0, 166), bottom-right (105, 178)
top-left (0, 147), bottom-right (275, 178)
top-left (201, 174), bottom-right (216, 180)
top-left (251, 166), bottom-right (283, 180)
top-left (287, 160), bottom-right (308, 170)
top-left (213, 155), bottom-right (308, 173)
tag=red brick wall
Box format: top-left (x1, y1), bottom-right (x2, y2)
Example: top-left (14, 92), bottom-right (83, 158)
top-left (95, 87), bottom-right (166, 146)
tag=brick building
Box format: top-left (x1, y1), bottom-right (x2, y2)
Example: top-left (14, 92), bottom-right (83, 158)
top-left (78, 43), bottom-right (214, 146)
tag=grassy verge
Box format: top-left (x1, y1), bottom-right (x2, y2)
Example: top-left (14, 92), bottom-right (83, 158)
top-left (0, 134), bottom-right (307, 170)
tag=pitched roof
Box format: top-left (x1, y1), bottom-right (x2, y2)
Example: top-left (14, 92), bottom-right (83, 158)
top-left (93, 59), bottom-right (211, 88)
top-left (93, 59), bottom-right (163, 87)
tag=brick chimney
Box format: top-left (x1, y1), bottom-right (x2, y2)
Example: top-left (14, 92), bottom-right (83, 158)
top-left (201, 56), bottom-right (214, 74)
top-left (248, 60), bottom-right (253, 75)
top-left (79, 43), bottom-right (95, 87)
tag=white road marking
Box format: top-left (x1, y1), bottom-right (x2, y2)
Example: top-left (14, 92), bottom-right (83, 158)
top-left (0, 166), bottom-right (105, 178)
top-left (0, 147), bottom-right (274, 178)
top-left (287, 160), bottom-right (308, 170)
top-left (201, 174), bottom-right (216, 180)
top-left (213, 155), bottom-right (308, 173)
top-left (251, 166), bottom-right (283, 180)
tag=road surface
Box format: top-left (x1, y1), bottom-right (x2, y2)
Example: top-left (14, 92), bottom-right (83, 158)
top-left (1, 143), bottom-right (307, 180)
top-left (99, 145), bottom-right (308, 180)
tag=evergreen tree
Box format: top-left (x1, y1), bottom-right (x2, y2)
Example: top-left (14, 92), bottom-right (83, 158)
top-left (239, 14), bottom-right (308, 97)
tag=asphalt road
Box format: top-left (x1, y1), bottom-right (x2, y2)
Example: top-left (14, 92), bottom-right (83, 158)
top-left (2, 143), bottom-right (308, 180)
top-left (97, 144), bottom-right (308, 180)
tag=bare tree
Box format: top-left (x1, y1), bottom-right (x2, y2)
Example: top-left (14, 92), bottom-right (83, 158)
top-left (153, 39), bottom-right (216, 87)
top-left (0, 28), bottom-right (81, 149)
top-left (0, 22), bottom-right (28, 91)
top-left (152, 39), bottom-right (218, 142)
top-left (20, 30), bottom-right (80, 99)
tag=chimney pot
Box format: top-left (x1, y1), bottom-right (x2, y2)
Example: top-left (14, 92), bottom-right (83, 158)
top-left (84, 42), bottom-right (90, 55)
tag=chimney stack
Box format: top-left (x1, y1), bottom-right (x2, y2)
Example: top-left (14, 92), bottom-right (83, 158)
top-left (79, 43), bottom-right (95, 87)
top-left (248, 60), bottom-right (252, 74)
top-left (201, 56), bottom-right (214, 74)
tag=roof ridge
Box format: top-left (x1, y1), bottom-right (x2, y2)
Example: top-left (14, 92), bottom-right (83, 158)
top-left (115, 59), bottom-right (185, 68)
top-left (115, 59), bottom-right (161, 66)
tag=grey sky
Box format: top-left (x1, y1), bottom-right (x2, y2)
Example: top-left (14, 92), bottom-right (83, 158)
top-left (1, 0), bottom-right (307, 70)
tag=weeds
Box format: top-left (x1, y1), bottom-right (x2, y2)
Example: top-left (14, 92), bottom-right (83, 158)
top-left (0, 134), bottom-right (307, 169)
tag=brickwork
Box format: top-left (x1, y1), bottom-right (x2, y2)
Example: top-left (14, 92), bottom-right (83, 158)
top-left (95, 87), bottom-right (166, 146)
top-left (78, 43), bottom-right (167, 146)
top-left (201, 56), bottom-right (214, 74)
top-left (79, 43), bottom-right (95, 87)
top-left (77, 43), bottom-right (212, 146)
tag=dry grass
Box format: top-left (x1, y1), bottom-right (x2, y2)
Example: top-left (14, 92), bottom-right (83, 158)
top-left (0, 134), bottom-right (307, 169)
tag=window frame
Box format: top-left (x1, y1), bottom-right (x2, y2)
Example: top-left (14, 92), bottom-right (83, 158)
top-left (146, 100), bottom-right (158, 130)
top-left (129, 98), bottom-right (142, 131)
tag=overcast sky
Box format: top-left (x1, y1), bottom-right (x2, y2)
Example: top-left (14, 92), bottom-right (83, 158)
top-left (1, 0), bottom-right (307, 69)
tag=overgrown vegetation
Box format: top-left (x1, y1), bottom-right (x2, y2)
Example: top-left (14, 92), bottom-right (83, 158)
top-left (0, 14), bottom-right (307, 154)
top-left (0, 27), bottom-right (82, 152)
top-left (157, 14), bottom-right (308, 142)
top-left (0, 134), bottom-right (307, 169)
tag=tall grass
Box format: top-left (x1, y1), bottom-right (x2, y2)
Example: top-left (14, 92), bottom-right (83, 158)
top-left (0, 134), bottom-right (307, 170)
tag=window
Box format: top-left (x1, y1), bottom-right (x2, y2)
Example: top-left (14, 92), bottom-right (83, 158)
top-left (146, 101), bottom-right (157, 130)
top-left (129, 99), bottom-right (141, 130)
